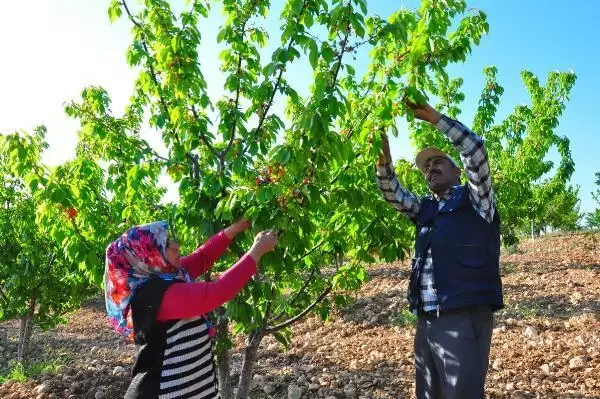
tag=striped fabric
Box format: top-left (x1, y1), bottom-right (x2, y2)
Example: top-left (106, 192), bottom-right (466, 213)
top-left (158, 317), bottom-right (220, 399)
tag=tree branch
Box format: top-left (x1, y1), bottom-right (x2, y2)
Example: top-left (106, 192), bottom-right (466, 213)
top-left (291, 221), bottom-right (348, 265)
top-left (326, 108), bottom-right (373, 188)
top-left (272, 267), bottom-right (317, 322)
top-left (266, 285), bottom-right (332, 333)
top-left (122, 0), bottom-right (195, 164)
top-left (121, 0), bottom-right (142, 29)
top-left (79, 108), bottom-right (186, 167)
top-left (191, 106), bottom-right (220, 158)
top-left (239, 39), bottom-right (293, 159)
top-left (330, 30), bottom-right (351, 91)
top-left (239, 0), bottom-right (311, 158)
top-left (219, 40), bottom-right (244, 170)
top-left (263, 299), bottom-right (273, 327)
top-left (70, 219), bottom-right (94, 250)
top-left (0, 285), bottom-right (9, 307)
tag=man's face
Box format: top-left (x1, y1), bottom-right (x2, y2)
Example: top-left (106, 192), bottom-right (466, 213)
top-left (165, 239), bottom-right (181, 267)
top-left (423, 156), bottom-right (461, 194)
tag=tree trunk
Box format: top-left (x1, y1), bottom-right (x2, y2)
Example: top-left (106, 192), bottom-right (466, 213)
top-left (17, 294), bottom-right (36, 365)
top-left (215, 308), bottom-right (233, 399)
top-left (17, 316), bottom-right (27, 363)
top-left (235, 329), bottom-right (265, 399)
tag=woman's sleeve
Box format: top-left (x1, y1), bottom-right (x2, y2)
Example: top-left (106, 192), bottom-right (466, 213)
top-left (180, 230), bottom-right (232, 279)
top-left (157, 254), bottom-right (257, 321)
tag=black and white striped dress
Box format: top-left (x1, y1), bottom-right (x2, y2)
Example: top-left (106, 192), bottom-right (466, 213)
top-left (159, 317), bottom-right (219, 398)
top-left (125, 278), bottom-right (220, 399)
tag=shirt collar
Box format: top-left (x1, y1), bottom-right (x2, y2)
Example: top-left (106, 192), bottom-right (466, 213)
top-left (433, 185), bottom-right (461, 202)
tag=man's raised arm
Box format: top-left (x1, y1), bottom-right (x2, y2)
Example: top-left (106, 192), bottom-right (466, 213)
top-left (375, 133), bottom-right (422, 221)
top-left (407, 101), bottom-right (495, 223)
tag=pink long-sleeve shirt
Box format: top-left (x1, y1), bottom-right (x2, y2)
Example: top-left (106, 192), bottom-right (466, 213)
top-left (156, 231), bottom-right (257, 321)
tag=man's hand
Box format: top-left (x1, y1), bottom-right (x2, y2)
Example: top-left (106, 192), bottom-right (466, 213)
top-left (405, 99), bottom-right (442, 125)
top-left (378, 133), bottom-right (392, 166)
top-left (224, 218), bottom-right (252, 240)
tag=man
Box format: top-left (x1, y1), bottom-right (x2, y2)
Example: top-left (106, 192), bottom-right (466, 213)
top-left (376, 101), bottom-right (503, 398)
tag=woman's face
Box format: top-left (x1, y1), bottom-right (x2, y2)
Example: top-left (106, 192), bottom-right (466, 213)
top-left (165, 239), bottom-right (181, 267)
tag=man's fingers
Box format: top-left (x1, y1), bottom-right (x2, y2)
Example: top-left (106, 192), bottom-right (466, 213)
top-left (404, 97), bottom-right (419, 109)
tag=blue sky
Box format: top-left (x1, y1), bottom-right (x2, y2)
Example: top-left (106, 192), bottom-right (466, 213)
top-left (1, 1), bottom-right (598, 213)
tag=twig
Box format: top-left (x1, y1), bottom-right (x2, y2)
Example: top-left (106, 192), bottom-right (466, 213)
top-left (266, 285), bottom-right (332, 333)
top-left (0, 286), bottom-right (9, 306)
top-left (70, 219), bottom-right (94, 250)
top-left (191, 106), bottom-right (220, 158)
top-left (239, 0), bottom-right (311, 158)
top-left (122, 0), bottom-right (195, 164)
top-left (272, 267), bottom-right (317, 322)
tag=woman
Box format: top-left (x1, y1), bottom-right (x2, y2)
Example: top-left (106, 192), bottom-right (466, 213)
top-left (104, 219), bottom-right (277, 398)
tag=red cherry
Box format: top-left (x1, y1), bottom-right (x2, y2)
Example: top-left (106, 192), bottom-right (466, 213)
top-left (67, 207), bottom-right (78, 219)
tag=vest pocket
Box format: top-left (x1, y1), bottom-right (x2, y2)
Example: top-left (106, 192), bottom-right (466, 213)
top-left (455, 245), bottom-right (489, 268)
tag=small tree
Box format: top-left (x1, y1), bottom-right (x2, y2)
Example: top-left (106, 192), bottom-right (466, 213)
top-left (0, 128), bottom-right (96, 366)
top-left (408, 66), bottom-right (577, 245)
top-left (587, 172), bottom-right (600, 229)
top-left (527, 182), bottom-right (581, 236)
top-left (0, 124), bottom-right (170, 367)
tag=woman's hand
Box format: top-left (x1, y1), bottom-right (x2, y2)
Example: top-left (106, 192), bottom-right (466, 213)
top-left (247, 230), bottom-right (278, 262)
top-left (224, 218), bottom-right (252, 240)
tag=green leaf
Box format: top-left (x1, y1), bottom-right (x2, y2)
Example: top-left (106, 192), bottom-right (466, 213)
top-left (108, 0), bottom-right (122, 23)
top-left (309, 40), bottom-right (319, 69)
top-left (405, 85), bottom-right (428, 106)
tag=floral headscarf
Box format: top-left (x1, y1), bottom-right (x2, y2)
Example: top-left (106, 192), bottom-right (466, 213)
top-left (104, 221), bottom-right (191, 338)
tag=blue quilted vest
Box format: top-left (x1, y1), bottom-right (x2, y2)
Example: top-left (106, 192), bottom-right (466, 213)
top-left (408, 184), bottom-right (504, 313)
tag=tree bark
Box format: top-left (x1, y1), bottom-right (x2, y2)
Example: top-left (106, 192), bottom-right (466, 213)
top-left (215, 308), bottom-right (233, 399)
top-left (17, 294), bottom-right (36, 365)
top-left (235, 329), bottom-right (265, 399)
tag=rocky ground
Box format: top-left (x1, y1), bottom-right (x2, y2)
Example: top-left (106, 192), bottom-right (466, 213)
top-left (1, 232), bottom-right (599, 399)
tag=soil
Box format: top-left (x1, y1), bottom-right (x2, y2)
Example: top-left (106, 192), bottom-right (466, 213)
top-left (1, 232), bottom-right (599, 399)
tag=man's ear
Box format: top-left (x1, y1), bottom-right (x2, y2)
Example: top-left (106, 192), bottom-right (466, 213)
top-left (454, 167), bottom-right (462, 182)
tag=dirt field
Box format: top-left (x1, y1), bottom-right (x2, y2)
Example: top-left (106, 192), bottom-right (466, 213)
top-left (1, 233), bottom-right (599, 398)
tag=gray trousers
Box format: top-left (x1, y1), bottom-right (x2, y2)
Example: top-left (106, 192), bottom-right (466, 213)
top-left (414, 306), bottom-right (493, 399)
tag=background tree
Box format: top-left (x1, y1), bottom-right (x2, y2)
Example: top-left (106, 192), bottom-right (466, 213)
top-left (0, 119), bottom-right (169, 368)
top-left (0, 128), bottom-right (97, 366)
top-left (587, 172), bottom-right (600, 229)
top-left (525, 181), bottom-right (581, 237)
top-left (407, 66), bottom-right (577, 245)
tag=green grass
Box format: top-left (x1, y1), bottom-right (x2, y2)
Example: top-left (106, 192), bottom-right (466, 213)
top-left (500, 262), bottom-right (517, 276)
top-left (509, 301), bottom-right (546, 318)
top-left (0, 359), bottom-right (63, 383)
top-left (391, 308), bottom-right (417, 327)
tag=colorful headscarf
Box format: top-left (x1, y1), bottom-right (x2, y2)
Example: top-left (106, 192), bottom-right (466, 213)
top-left (104, 221), bottom-right (191, 338)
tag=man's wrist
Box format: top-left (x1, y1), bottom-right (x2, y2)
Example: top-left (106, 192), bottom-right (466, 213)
top-left (427, 110), bottom-right (443, 125)
top-left (376, 161), bottom-right (394, 177)
top-left (377, 155), bottom-right (390, 167)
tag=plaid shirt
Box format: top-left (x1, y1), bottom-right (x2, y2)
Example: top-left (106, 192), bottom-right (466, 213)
top-left (376, 115), bottom-right (495, 313)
